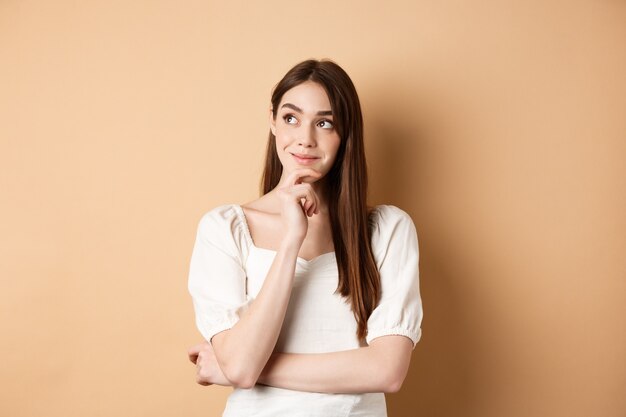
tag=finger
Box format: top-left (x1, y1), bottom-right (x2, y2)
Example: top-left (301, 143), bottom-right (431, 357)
top-left (188, 345), bottom-right (202, 363)
top-left (289, 184), bottom-right (316, 210)
top-left (310, 189), bottom-right (320, 217)
top-left (309, 188), bottom-right (319, 216)
top-left (196, 374), bottom-right (212, 386)
top-left (286, 185), bottom-right (318, 217)
top-left (302, 195), bottom-right (312, 214)
top-left (311, 187), bottom-right (320, 216)
top-left (307, 194), bottom-right (316, 216)
top-left (309, 199), bottom-right (316, 217)
top-left (289, 168), bottom-right (322, 185)
top-left (188, 344), bottom-right (202, 356)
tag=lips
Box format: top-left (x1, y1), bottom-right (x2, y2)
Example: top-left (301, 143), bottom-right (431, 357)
top-left (291, 153), bottom-right (320, 165)
top-left (291, 153), bottom-right (319, 159)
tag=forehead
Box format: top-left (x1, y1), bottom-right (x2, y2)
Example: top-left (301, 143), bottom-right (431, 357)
top-left (278, 81), bottom-right (331, 112)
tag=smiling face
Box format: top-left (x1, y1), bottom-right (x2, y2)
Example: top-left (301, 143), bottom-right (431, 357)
top-left (270, 80), bottom-right (341, 184)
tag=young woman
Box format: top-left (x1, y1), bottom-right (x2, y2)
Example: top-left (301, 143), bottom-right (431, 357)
top-left (187, 58), bottom-right (423, 416)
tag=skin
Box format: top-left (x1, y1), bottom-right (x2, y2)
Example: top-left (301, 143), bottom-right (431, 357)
top-left (188, 80), bottom-right (414, 394)
top-left (230, 81), bottom-right (341, 261)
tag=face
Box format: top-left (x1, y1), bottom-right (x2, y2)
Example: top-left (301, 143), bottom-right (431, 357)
top-left (270, 81), bottom-right (341, 183)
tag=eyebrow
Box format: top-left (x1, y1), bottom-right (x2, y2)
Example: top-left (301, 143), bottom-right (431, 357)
top-left (281, 103), bottom-right (333, 116)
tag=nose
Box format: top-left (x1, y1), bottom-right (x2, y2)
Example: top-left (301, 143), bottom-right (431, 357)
top-left (297, 124), bottom-right (316, 147)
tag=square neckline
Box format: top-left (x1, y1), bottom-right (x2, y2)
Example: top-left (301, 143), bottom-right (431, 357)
top-left (232, 204), bottom-right (336, 266)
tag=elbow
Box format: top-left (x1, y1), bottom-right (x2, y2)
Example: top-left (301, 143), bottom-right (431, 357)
top-left (232, 375), bottom-right (258, 390)
top-left (383, 375), bottom-right (405, 393)
top-left (212, 333), bottom-right (259, 389)
top-left (381, 367), bottom-right (408, 393)
top-left (368, 336), bottom-right (414, 394)
top-left (222, 363), bottom-right (259, 389)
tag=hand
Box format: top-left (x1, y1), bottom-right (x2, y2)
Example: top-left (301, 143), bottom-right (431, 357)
top-left (188, 340), bottom-right (231, 387)
top-left (275, 168), bottom-right (322, 243)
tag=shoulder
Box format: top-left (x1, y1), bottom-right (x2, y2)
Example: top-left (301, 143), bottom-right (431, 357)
top-left (369, 204), bottom-right (419, 264)
top-left (198, 203), bottom-right (240, 230)
top-left (369, 204), bottom-right (416, 233)
top-left (195, 203), bottom-right (249, 259)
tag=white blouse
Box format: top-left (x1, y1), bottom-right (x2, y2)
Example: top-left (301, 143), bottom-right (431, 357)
top-left (188, 203), bottom-right (423, 417)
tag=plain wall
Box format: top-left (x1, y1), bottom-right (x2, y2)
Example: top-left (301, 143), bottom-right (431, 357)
top-left (1, 1), bottom-right (624, 416)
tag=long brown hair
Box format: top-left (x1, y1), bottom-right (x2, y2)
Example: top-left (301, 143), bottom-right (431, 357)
top-left (260, 58), bottom-right (380, 342)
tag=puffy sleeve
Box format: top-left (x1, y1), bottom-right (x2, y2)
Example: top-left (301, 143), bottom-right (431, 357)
top-left (187, 205), bottom-right (252, 343)
top-left (366, 205), bottom-right (423, 349)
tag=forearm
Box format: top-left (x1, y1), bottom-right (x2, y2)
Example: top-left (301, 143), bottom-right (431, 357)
top-left (212, 239), bottom-right (299, 387)
top-left (257, 346), bottom-right (394, 394)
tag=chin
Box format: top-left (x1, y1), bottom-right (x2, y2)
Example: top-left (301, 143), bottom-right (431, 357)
top-left (283, 166), bottom-right (326, 182)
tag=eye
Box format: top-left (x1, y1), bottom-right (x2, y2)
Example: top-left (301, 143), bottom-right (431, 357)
top-left (283, 114), bottom-right (298, 125)
top-left (318, 119), bottom-right (334, 129)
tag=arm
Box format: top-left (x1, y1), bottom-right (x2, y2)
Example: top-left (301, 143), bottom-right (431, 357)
top-left (259, 206), bottom-right (422, 393)
top-left (254, 207), bottom-right (422, 394)
top-left (211, 238), bottom-right (300, 389)
top-left (189, 335), bottom-right (413, 392)
top-left (210, 170), bottom-right (324, 388)
top-left (191, 204), bottom-right (422, 391)
top-left (257, 335), bottom-right (414, 394)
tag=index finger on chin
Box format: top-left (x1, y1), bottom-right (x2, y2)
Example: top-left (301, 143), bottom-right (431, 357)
top-left (290, 168), bottom-right (322, 184)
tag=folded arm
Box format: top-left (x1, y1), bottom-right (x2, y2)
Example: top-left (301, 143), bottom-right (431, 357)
top-left (190, 204), bottom-right (422, 392)
top-left (209, 240), bottom-right (301, 389)
top-left (189, 334), bottom-right (414, 393)
top-left (257, 335), bottom-right (414, 394)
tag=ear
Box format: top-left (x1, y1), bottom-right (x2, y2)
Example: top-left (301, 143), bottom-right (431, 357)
top-left (269, 107), bottom-right (276, 136)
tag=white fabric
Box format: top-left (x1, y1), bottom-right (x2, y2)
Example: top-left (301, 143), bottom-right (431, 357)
top-left (188, 203), bottom-right (423, 417)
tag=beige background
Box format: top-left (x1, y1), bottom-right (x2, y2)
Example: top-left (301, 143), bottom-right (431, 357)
top-left (1, 1), bottom-right (624, 416)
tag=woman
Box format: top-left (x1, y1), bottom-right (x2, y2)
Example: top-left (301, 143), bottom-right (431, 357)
top-left (187, 58), bottom-right (423, 416)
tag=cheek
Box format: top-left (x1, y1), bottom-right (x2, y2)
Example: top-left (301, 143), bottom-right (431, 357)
top-left (273, 128), bottom-right (288, 146)
top-left (274, 134), bottom-right (291, 159)
top-left (324, 139), bottom-right (341, 165)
